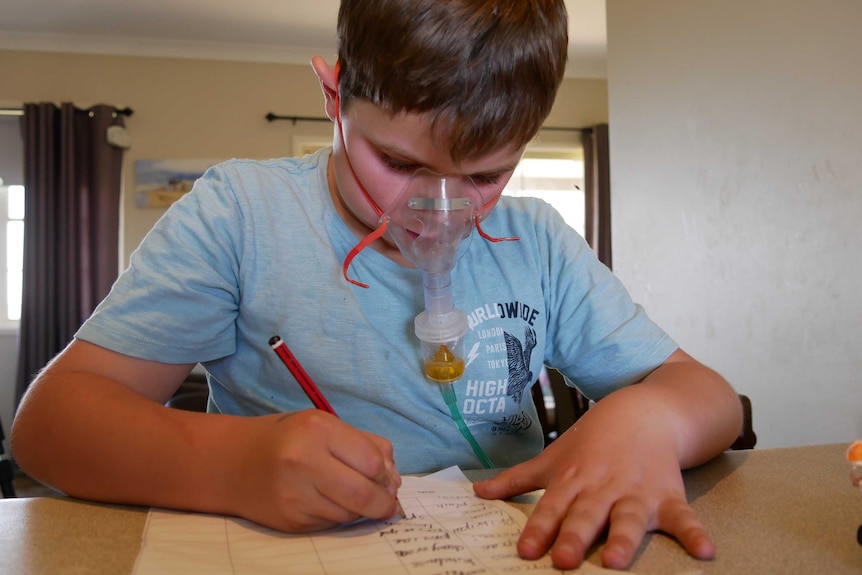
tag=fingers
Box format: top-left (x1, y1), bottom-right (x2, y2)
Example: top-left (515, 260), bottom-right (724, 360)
top-left (516, 476), bottom-right (585, 563)
top-left (282, 489), bottom-right (363, 532)
top-left (599, 496), bottom-right (651, 569)
top-left (473, 458), bottom-right (546, 501)
top-left (655, 498), bottom-right (715, 560)
top-left (551, 493), bottom-right (713, 570)
top-left (368, 433), bottom-right (403, 493)
top-left (321, 460), bottom-right (401, 520)
top-left (330, 428), bottom-right (396, 479)
top-left (474, 458), bottom-right (594, 567)
top-left (312, 417), bottom-right (402, 520)
top-left (476, 457), bottom-right (712, 571)
top-left (329, 424), bottom-right (400, 493)
top-left (258, 410), bottom-right (402, 529)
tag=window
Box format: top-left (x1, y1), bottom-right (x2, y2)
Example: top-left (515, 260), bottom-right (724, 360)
top-left (503, 147), bottom-right (585, 236)
top-left (1, 183), bottom-right (24, 324)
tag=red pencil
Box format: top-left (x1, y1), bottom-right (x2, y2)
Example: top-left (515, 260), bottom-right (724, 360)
top-left (268, 335), bottom-right (406, 519)
top-left (269, 335), bottom-right (336, 414)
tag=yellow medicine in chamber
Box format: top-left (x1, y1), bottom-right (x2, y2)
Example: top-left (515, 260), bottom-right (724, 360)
top-left (424, 344), bottom-right (465, 383)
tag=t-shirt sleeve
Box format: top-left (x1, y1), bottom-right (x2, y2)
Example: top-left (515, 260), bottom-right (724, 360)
top-left (536, 205), bottom-right (678, 400)
top-left (75, 163), bottom-right (244, 363)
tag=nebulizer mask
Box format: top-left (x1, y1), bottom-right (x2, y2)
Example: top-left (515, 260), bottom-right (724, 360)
top-left (386, 169), bottom-right (485, 383)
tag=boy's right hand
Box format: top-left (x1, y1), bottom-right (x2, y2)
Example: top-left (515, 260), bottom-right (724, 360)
top-left (228, 409), bottom-right (402, 532)
top-left (11, 339), bottom-right (400, 531)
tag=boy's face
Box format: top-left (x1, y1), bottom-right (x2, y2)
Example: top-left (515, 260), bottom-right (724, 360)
top-left (329, 100), bottom-right (525, 266)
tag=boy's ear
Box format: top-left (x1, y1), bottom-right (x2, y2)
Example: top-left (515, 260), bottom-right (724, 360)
top-left (311, 56), bottom-right (338, 122)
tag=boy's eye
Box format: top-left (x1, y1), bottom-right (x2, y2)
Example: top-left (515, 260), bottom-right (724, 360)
top-left (381, 155), bottom-right (420, 173)
top-left (472, 173), bottom-right (502, 186)
top-left (381, 154), bottom-right (503, 186)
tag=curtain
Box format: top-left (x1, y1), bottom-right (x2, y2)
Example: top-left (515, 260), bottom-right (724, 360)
top-left (582, 124), bottom-right (612, 268)
top-left (15, 103), bottom-right (126, 404)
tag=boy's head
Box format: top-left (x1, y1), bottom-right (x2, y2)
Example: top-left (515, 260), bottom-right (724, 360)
top-left (336, 0), bottom-right (568, 162)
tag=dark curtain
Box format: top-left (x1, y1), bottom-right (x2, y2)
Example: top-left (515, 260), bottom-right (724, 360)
top-left (582, 124), bottom-right (612, 268)
top-left (15, 103), bottom-right (126, 404)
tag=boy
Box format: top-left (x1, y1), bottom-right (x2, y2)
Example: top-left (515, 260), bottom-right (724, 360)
top-left (11, 0), bottom-right (742, 570)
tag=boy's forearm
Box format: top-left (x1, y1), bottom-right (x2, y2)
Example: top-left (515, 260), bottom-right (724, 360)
top-left (12, 374), bottom-right (250, 515)
top-left (582, 353), bottom-right (742, 469)
top-left (635, 355), bottom-right (743, 468)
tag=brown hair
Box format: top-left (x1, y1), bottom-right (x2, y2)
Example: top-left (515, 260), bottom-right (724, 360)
top-left (337, 0), bottom-right (568, 162)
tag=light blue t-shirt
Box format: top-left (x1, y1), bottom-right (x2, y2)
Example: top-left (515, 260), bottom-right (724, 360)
top-left (76, 148), bottom-right (677, 473)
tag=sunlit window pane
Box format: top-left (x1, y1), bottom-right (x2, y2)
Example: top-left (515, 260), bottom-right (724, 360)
top-left (4, 184), bottom-right (25, 322)
top-left (8, 220), bottom-right (24, 270)
top-left (8, 184), bottom-right (25, 220)
top-left (504, 157), bottom-right (586, 237)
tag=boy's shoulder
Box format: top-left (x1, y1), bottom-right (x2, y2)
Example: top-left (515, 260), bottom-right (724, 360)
top-left (493, 194), bottom-right (566, 228)
top-left (210, 148), bottom-right (330, 176)
top-left (180, 149), bottom-right (331, 211)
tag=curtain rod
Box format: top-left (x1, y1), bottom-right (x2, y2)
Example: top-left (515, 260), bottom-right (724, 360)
top-left (0, 106), bottom-right (134, 117)
top-left (264, 112), bottom-right (589, 133)
top-left (265, 113), bottom-right (331, 124)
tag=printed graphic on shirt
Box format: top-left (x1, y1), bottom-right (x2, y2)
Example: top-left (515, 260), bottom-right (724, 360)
top-left (504, 327), bottom-right (536, 405)
top-left (463, 301), bottom-right (542, 436)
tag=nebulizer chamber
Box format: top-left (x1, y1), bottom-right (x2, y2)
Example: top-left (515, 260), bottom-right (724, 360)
top-left (414, 272), bottom-right (468, 383)
top-left (386, 171), bottom-right (480, 383)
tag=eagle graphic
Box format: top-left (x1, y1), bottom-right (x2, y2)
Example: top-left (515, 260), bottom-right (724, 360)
top-left (504, 327), bottom-right (537, 405)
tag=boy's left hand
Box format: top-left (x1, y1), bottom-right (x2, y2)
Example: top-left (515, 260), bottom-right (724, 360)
top-left (473, 401), bottom-right (715, 571)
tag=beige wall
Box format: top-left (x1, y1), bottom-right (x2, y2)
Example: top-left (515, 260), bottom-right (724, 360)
top-left (0, 49), bottom-right (608, 264)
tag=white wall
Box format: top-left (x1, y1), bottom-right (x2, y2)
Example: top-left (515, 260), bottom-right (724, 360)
top-left (607, 0), bottom-right (862, 447)
top-left (0, 332), bottom-right (17, 448)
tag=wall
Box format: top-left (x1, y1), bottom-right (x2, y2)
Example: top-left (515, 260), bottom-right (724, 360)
top-left (0, 49), bottom-right (608, 451)
top-left (0, 332), bottom-right (16, 446)
top-left (607, 0), bottom-right (862, 447)
top-left (0, 115), bottom-right (23, 185)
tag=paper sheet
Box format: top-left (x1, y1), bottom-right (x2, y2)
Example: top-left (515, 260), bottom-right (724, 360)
top-left (132, 466), bottom-right (691, 575)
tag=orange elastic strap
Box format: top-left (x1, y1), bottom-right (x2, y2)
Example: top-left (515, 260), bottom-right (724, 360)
top-left (342, 218), bottom-right (390, 288)
top-left (475, 216), bottom-right (518, 243)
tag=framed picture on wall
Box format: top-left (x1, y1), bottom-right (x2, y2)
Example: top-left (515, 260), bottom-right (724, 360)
top-left (292, 136), bottom-right (331, 157)
top-left (135, 159), bottom-right (222, 208)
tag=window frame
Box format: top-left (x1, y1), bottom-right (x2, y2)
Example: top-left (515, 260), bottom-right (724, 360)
top-left (0, 184), bottom-right (23, 331)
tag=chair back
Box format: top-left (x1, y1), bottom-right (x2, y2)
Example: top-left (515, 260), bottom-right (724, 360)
top-left (1, 414), bottom-right (16, 497)
top-left (730, 394), bottom-right (757, 450)
top-left (165, 372), bottom-right (209, 412)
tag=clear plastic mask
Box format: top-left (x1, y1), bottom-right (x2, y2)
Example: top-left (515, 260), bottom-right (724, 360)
top-left (383, 168), bottom-right (486, 276)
